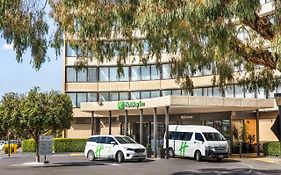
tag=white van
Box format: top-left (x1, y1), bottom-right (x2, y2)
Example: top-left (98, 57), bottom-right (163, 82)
top-left (164, 125), bottom-right (229, 161)
top-left (84, 135), bottom-right (146, 163)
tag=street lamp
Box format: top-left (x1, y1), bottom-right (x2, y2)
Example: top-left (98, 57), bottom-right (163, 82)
top-left (274, 93), bottom-right (281, 155)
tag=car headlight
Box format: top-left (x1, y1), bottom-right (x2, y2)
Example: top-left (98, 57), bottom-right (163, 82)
top-left (207, 146), bottom-right (216, 151)
top-left (124, 147), bottom-right (134, 151)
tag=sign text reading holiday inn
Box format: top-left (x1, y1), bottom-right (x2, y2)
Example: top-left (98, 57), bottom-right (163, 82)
top-left (117, 101), bottom-right (145, 110)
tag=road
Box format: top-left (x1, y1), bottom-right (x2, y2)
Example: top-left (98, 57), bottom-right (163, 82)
top-left (0, 153), bottom-right (281, 175)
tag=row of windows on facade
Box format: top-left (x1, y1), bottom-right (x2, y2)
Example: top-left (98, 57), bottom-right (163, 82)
top-left (67, 84), bottom-right (277, 107)
top-left (66, 64), bottom-right (221, 82)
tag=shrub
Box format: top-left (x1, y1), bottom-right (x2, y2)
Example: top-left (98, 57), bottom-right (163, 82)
top-left (22, 139), bottom-right (36, 152)
top-left (53, 138), bottom-right (87, 152)
top-left (263, 142), bottom-right (280, 156)
top-left (3, 144), bottom-right (18, 154)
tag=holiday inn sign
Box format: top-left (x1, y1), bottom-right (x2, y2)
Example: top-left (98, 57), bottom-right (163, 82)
top-left (117, 101), bottom-right (145, 110)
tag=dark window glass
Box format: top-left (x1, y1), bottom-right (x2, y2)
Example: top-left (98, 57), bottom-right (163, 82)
top-left (88, 68), bottom-right (97, 82)
top-left (66, 68), bottom-right (76, 82)
top-left (182, 132), bottom-right (193, 141)
top-left (195, 133), bottom-right (205, 142)
top-left (99, 67), bottom-right (109, 82)
top-left (106, 137), bottom-right (115, 144)
top-left (88, 137), bottom-right (97, 142)
top-left (77, 93), bottom-right (87, 107)
top-left (169, 132), bottom-right (176, 140)
top-left (203, 132), bottom-right (226, 141)
top-left (174, 132), bottom-right (184, 140)
top-left (98, 137), bottom-right (107, 144)
top-left (88, 93), bottom-right (97, 102)
top-left (77, 68), bottom-right (87, 82)
top-left (96, 137), bottom-right (101, 143)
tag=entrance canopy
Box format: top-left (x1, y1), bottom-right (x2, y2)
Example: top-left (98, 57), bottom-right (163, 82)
top-left (80, 96), bottom-right (274, 117)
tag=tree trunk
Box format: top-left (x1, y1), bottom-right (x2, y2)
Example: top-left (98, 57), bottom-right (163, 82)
top-left (35, 136), bottom-right (40, 162)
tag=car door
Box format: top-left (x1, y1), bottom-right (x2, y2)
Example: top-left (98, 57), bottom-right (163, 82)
top-left (95, 136), bottom-right (107, 158)
top-left (103, 137), bottom-right (116, 159)
top-left (191, 133), bottom-right (205, 156)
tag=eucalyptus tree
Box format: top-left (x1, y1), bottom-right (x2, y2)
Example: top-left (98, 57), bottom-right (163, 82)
top-left (2, 0), bottom-right (281, 93)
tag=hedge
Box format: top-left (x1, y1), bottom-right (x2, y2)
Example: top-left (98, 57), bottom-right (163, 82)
top-left (263, 142), bottom-right (280, 156)
top-left (53, 138), bottom-right (87, 152)
top-left (22, 139), bottom-right (36, 152)
top-left (22, 138), bottom-right (87, 153)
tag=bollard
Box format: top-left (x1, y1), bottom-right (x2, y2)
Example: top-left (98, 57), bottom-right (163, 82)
top-left (239, 140), bottom-right (242, 158)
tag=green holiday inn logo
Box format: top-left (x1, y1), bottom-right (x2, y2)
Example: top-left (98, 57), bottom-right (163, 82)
top-left (117, 101), bottom-right (145, 110)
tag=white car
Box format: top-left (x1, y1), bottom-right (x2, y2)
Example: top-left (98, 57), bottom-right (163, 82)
top-left (84, 135), bottom-right (146, 163)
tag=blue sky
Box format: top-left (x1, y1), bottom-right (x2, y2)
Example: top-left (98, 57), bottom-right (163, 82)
top-left (0, 39), bottom-right (63, 97)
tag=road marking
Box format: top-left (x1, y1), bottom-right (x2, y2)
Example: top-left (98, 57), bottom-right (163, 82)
top-left (240, 162), bottom-right (254, 174)
top-left (70, 153), bottom-right (83, 157)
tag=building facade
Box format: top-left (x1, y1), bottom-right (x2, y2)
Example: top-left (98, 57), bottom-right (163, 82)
top-left (63, 0), bottom-right (278, 154)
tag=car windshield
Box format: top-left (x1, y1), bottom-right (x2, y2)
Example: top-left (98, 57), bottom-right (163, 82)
top-left (203, 132), bottom-right (226, 141)
top-left (115, 136), bottom-right (136, 144)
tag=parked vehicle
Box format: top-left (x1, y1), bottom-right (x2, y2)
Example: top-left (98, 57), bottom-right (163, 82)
top-left (0, 140), bottom-right (6, 150)
top-left (84, 135), bottom-right (146, 163)
top-left (164, 125), bottom-right (229, 161)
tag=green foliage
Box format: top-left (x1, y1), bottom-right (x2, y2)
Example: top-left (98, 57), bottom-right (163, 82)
top-left (53, 138), bottom-right (87, 152)
top-left (22, 139), bottom-right (36, 152)
top-left (263, 142), bottom-right (280, 156)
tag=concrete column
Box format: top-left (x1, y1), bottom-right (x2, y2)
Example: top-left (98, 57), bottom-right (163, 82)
top-left (165, 106), bottom-right (169, 159)
top-left (230, 112), bottom-right (234, 154)
top-left (140, 109), bottom-right (144, 145)
top-left (109, 111), bottom-right (112, 135)
top-left (153, 108), bottom-right (157, 158)
top-left (125, 110), bottom-right (128, 136)
top-left (91, 111), bottom-right (95, 135)
top-left (256, 109), bottom-right (260, 157)
top-left (95, 117), bottom-right (100, 135)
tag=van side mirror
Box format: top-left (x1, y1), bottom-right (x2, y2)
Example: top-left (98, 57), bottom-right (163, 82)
top-left (110, 141), bottom-right (117, 145)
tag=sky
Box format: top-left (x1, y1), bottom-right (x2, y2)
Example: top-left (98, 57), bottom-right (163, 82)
top-left (0, 39), bottom-right (63, 98)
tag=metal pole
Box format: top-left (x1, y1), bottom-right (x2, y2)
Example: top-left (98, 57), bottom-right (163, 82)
top-left (230, 112), bottom-right (234, 155)
top-left (91, 111), bottom-right (94, 135)
top-left (256, 109), bottom-right (260, 157)
top-left (140, 109), bottom-right (143, 145)
top-left (109, 111), bottom-right (112, 135)
top-left (153, 108), bottom-right (157, 158)
top-left (8, 131), bottom-right (10, 157)
top-left (125, 110), bottom-right (128, 136)
top-left (165, 106), bottom-right (169, 159)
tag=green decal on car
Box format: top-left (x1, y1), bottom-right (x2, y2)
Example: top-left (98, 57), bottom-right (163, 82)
top-left (95, 145), bottom-right (104, 158)
top-left (179, 141), bottom-right (188, 156)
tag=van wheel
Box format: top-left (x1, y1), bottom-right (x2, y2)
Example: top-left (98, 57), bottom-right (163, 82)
top-left (195, 150), bottom-right (202, 162)
top-left (168, 148), bottom-right (175, 158)
top-left (87, 150), bottom-right (95, 161)
top-left (116, 151), bottom-right (124, 163)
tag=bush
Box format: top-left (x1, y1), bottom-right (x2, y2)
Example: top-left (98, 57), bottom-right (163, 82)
top-left (3, 144), bottom-right (18, 154)
top-left (22, 139), bottom-right (36, 152)
top-left (263, 142), bottom-right (280, 156)
top-left (53, 138), bottom-right (87, 152)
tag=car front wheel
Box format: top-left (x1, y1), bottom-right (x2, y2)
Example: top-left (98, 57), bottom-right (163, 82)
top-left (87, 150), bottom-right (95, 161)
top-left (116, 151), bottom-right (124, 163)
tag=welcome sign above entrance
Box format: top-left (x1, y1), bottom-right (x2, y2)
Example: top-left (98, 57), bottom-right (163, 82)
top-left (117, 101), bottom-right (145, 110)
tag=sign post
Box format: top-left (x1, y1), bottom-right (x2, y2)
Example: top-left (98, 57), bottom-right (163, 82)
top-left (39, 135), bottom-right (53, 163)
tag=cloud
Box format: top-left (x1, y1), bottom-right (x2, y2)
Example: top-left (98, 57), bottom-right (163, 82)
top-left (2, 43), bottom-right (13, 50)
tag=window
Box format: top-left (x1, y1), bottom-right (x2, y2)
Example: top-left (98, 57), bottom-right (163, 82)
top-left (99, 92), bottom-right (109, 101)
top-left (141, 66), bottom-right (150, 80)
top-left (182, 132), bottom-right (193, 141)
top-left (119, 67), bottom-right (129, 81)
top-left (131, 66), bottom-right (141, 81)
top-left (88, 137), bottom-right (97, 142)
top-left (66, 43), bottom-right (76, 57)
top-left (162, 64), bottom-right (171, 79)
top-left (119, 92), bottom-right (129, 100)
top-left (235, 85), bottom-right (244, 98)
top-left (257, 88), bottom-right (266, 99)
top-left (172, 90), bottom-right (181, 96)
top-left (225, 85), bottom-right (234, 97)
top-left (88, 68), bottom-right (97, 82)
top-left (66, 68), bottom-right (76, 82)
top-left (97, 137), bottom-right (107, 144)
top-left (77, 93), bottom-right (87, 107)
top-left (143, 40), bottom-right (149, 54)
top-left (162, 90), bottom-right (171, 96)
top-left (195, 133), bottom-right (204, 142)
top-left (141, 91), bottom-right (150, 99)
top-left (213, 87), bottom-right (222, 97)
top-left (77, 68), bottom-right (87, 82)
top-left (99, 67), bottom-right (109, 82)
top-left (131, 91), bottom-right (140, 100)
top-left (245, 89), bottom-right (255, 98)
top-left (193, 88), bottom-right (203, 96)
top-left (203, 132), bottom-right (225, 141)
top-left (151, 91), bottom-right (160, 98)
top-left (67, 93), bottom-right (76, 107)
top-left (182, 90), bottom-right (190, 96)
top-left (88, 93), bottom-right (97, 102)
top-left (151, 65), bottom-right (160, 80)
top-left (110, 67), bottom-right (118, 81)
top-left (109, 92), bottom-right (118, 101)
top-left (106, 137), bottom-right (116, 144)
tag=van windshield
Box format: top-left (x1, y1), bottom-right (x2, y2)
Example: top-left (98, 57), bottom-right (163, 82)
top-left (203, 132), bottom-right (226, 141)
top-left (115, 136), bottom-right (136, 144)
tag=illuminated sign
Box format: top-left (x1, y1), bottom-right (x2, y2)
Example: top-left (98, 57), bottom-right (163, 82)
top-left (117, 101), bottom-right (145, 110)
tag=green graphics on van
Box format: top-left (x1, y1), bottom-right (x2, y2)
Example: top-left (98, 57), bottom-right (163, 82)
top-left (179, 141), bottom-right (189, 156)
top-left (117, 101), bottom-right (145, 110)
top-left (95, 145), bottom-right (104, 158)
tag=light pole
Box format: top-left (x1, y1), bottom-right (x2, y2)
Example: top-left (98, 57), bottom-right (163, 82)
top-left (274, 93), bottom-right (281, 155)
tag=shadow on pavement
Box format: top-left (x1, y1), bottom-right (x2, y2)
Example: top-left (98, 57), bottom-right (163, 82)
top-left (35, 161), bottom-right (107, 168)
top-left (178, 157), bottom-right (240, 163)
top-left (171, 168), bottom-right (281, 175)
